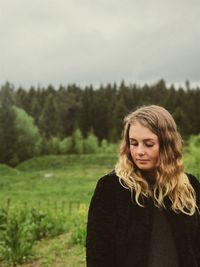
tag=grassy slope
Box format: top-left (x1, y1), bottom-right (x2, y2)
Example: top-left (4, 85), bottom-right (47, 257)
top-left (0, 154), bottom-right (117, 207)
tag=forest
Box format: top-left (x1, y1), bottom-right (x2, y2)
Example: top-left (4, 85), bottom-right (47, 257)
top-left (0, 79), bottom-right (199, 166)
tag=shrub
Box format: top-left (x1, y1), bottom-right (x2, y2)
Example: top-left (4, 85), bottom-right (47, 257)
top-left (59, 137), bottom-right (72, 154)
top-left (68, 204), bottom-right (87, 246)
top-left (0, 209), bottom-right (35, 265)
top-left (100, 139), bottom-right (118, 154)
top-left (184, 135), bottom-right (200, 177)
top-left (0, 207), bottom-right (67, 265)
top-left (83, 132), bottom-right (99, 153)
top-left (30, 208), bottom-right (66, 240)
top-left (71, 128), bottom-right (84, 154)
top-left (0, 209), bottom-right (7, 231)
top-left (13, 106), bottom-right (41, 162)
top-left (48, 137), bottom-right (61, 155)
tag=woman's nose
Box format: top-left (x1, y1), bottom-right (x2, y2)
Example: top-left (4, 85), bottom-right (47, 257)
top-left (137, 145), bottom-right (145, 155)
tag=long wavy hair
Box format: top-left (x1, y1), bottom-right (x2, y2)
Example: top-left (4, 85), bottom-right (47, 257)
top-left (115, 105), bottom-right (197, 215)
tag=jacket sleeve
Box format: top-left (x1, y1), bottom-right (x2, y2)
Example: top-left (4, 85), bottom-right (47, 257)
top-left (188, 173), bottom-right (200, 264)
top-left (86, 175), bottom-right (116, 267)
top-left (195, 177), bottom-right (200, 264)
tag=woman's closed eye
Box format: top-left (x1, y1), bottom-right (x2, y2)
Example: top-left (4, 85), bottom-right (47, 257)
top-left (130, 142), bottom-right (138, 146)
top-left (130, 141), bottom-right (154, 147)
top-left (145, 143), bottom-right (154, 148)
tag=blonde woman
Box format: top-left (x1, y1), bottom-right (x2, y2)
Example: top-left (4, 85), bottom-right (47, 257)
top-left (86, 105), bottom-right (200, 267)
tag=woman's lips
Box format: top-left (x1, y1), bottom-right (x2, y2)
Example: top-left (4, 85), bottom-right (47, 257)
top-left (137, 159), bottom-right (149, 163)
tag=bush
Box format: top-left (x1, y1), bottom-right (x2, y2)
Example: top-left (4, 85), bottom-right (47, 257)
top-left (0, 209), bottom-right (7, 231)
top-left (48, 137), bottom-right (61, 155)
top-left (184, 135), bottom-right (200, 178)
top-left (0, 209), bottom-right (35, 265)
top-left (71, 128), bottom-right (84, 154)
top-left (83, 132), bottom-right (99, 153)
top-left (13, 106), bottom-right (41, 162)
top-left (0, 207), bottom-right (67, 265)
top-left (30, 208), bottom-right (66, 240)
top-left (100, 139), bottom-right (118, 154)
top-left (60, 137), bottom-right (72, 154)
top-left (68, 204), bottom-right (87, 247)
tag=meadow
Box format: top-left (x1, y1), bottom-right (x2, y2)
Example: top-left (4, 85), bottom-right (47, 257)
top-left (0, 145), bottom-right (199, 267)
top-left (0, 154), bottom-right (117, 267)
top-left (0, 154), bottom-right (117, 206)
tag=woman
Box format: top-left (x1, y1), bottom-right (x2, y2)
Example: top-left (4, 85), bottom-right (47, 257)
top-left (86, 105), bottom-right (200, 267)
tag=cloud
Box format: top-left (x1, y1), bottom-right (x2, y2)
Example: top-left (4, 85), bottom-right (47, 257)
top-left (0, 0), bottom-right (200, 88)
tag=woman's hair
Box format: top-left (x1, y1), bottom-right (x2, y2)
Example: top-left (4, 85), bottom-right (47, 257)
top-left (115, 105), bottom-right (197, 215)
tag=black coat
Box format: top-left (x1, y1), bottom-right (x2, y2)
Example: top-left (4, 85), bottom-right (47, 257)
top-left (86, 171), bottom-right (200, 267)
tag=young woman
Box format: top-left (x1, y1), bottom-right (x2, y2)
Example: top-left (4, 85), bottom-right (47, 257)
top-left (86, 105), bottom-right (200, 267)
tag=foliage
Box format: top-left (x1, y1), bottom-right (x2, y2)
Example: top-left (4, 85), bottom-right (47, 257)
top-left (1, 80), bottom-right (200, 165)
top-left (48, 137), bottom-right (61, 155)
top-left (1, 80), bottom-right (200, 142)
top-left (13, 106), bottom-right (41, 161)
top-left (0, 208), bottom-right (35, 265)
top-left (68, 204), bottom-right (87, 247)
top-left (0, 86), bottom-right (18, 166)
top-left (0, 208), bottom-right (67, 266)
top-left (59, 137), bottom-right (72, 154)
top-left (100, 139), bottom-right (118, 154)
top-left (30, 209), bottom-right (67, 240)
top-left (83, 132), bottom-right (99, 153)
top-left (71, 128), bottom-right (84, 154)
top-left (184, 135), bottom-right (200, 177)
top-left (38, 93), bottom-right (59, 139)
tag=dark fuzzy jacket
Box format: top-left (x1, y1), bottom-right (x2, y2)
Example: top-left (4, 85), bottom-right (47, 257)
top-left (86, 172), bottom-right (200, 267)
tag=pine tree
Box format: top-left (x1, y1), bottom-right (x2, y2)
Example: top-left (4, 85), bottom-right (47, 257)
top-left (38, 93), bottom-right (59, 138)
top-left (0, 83), bottom-right (18, 165)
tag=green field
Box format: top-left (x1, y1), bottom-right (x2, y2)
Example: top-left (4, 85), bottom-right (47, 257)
top-left (0, 154), bottom-right (117, 267)
top-left (0, 154), bottom-right (117, 207)
top-left (0, 153), bottom-right (199, 267)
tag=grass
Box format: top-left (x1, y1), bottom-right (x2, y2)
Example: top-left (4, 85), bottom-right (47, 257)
top-left (0, 152), bottom-right (199, 267)
top-left (0, 154), bottom-right (117, 267)
top-left (1, 233), bottom-right (86, 267)
top-left (0, 154), bottom-right (117, 208)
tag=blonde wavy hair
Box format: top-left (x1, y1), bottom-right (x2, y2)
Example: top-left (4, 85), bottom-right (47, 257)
top-left (115, 105), bottom-right (197, 215)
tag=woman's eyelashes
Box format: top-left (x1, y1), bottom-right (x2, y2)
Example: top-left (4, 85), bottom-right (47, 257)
top-left (145, 143), bottom-right (154, 148)
top-left (130, 142), bottom-right (137, 146)
top-left (129, 141), bottom-right (154, 148)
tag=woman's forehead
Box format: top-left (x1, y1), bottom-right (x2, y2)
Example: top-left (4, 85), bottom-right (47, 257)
top-left (129, 123), bottom-right (158, 140)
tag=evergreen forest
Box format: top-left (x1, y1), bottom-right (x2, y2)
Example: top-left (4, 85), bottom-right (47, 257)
top-left (0, 79), bottom-right (199, 166)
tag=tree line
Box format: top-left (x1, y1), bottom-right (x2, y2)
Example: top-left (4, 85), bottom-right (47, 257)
top-left (0, 79), bottom-right (199, 166)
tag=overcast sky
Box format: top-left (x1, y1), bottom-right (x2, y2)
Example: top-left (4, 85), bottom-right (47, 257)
top-left (0, 0), bottom-right (200, 88)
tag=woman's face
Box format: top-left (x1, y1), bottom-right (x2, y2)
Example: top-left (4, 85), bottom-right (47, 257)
top-left (129, 122), bottom-right (160, 174)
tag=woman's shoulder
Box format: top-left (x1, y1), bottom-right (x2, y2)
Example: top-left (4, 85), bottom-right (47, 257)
top-left (92, 171), bottom-right (130, 207)
top-left (95, 170), bottom-right (130, 198)
top-left (96, 170), bottom-right (121, 188)
top-left (186, 173), bottom-right (200, 205)
top-left (186, 172), bottom-right (200, 189)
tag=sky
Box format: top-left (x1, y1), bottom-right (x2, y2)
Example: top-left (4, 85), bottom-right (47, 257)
top-left (0, 0), bottom-right (200, 89)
